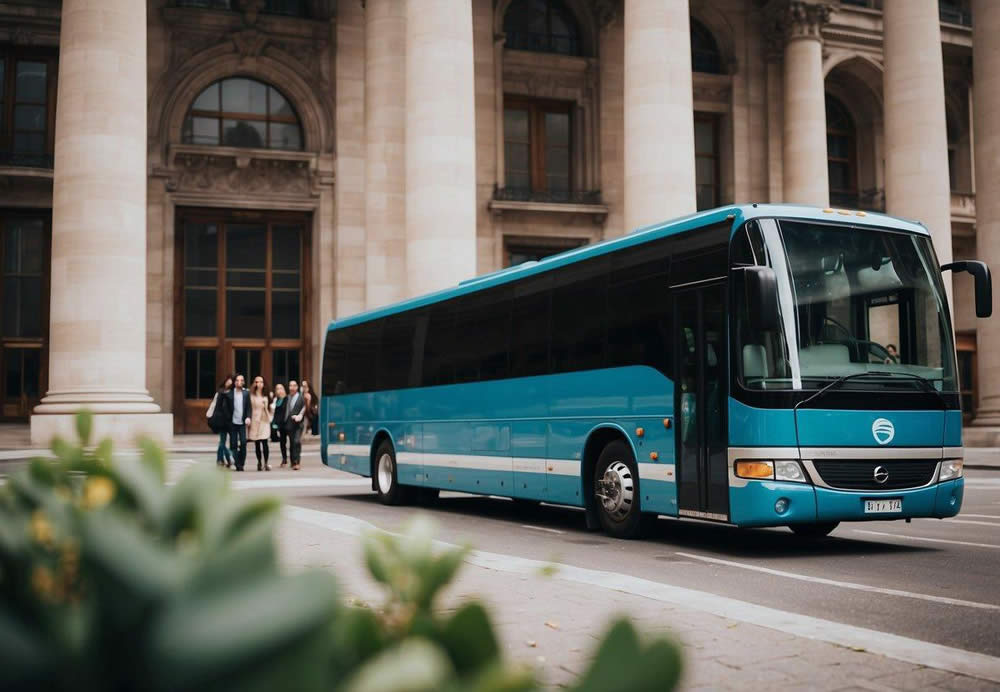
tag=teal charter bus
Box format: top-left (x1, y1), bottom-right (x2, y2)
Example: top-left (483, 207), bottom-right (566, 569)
top-left (320, 204), bottom-right (991, 538)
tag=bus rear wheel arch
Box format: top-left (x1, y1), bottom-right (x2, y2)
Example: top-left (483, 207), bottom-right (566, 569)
top-left (593, 439), bottom-right (643, 539)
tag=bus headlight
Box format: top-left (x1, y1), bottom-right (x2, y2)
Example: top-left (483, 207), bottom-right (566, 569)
top-left (735, 460), bottom-right (774, 479)
top-left (775, 460), bottom-right (807, 483)
top-left (940, 459), bottom-right (964, 481)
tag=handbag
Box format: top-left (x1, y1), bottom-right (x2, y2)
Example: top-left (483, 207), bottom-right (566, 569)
top-left (270, 425), bottom-right (280, 443)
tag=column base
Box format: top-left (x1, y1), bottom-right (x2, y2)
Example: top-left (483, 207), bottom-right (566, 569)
top-left (30, 412), bottom-right (173, 450)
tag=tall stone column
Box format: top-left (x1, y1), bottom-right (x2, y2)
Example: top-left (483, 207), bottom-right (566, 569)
top-left (972, 0), bottom-right (1000, 425)
top-left (883, 0), bottom-right (953, 297)
top-left (31, 0), bottom-right (171, 446)
top-left (365, 0), bottom-right (407, 309)
top-left (404, 0), bottom-right (477, 297)
top-left (773, 1), bottom-right (831, 206)
top-left (624, 0), bottom-right (695, 231)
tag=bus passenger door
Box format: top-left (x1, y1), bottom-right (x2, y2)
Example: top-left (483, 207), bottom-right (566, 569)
top-left (675, 283), bottom-right (729, 521)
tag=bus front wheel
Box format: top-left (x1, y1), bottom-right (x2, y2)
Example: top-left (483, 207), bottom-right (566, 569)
top-left (593, 440), bottom-right (642, 539)
top-left (374, 441), bottom-right (409, 505)
top-left (789, 521), bottom-right (839, 538)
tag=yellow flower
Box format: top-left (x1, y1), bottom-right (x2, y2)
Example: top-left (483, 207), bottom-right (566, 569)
top-left (31, 566), bottom-right (54, 598)
top-left (29, 511), bottom-right (54, 547)
top-left (83, 476), bottom-right (115, 509)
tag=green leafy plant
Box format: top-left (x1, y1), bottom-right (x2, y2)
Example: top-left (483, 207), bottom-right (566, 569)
top-left (0, 412), bottom-right (683, 692)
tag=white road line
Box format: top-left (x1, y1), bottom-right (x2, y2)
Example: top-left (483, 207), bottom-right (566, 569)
top-left (232, 478), bottom-right (370, 490)
top-left (675, 551), bottom-right (1000, 612)
top-left (854, 529), bottom-right (1000, 550)
top-left (920, 518), bottom-right (1000, 527)
top-left (520, 524), bottom-right (565, 535)
top-left (958, 513), bottom-right (1000, 520)
top-left (285, 505), bottom-right (1000, 684)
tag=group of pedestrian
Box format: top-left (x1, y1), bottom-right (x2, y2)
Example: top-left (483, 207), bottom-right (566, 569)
top-left (206, 373), bottom-right (318, 472)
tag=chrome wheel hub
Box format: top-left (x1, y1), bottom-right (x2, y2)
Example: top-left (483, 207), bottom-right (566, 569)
top-left (596, 461), bottom-right (634, 521)
top-left (377, 453), bottom-right (394, 493)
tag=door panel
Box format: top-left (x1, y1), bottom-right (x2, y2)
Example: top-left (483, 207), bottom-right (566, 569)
top-left (675, 283), bottom-right (729, 519)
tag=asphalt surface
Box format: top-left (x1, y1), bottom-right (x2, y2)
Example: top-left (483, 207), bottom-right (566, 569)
top-left (251, 459), bottom-right (1000, 660)
top-left (5, 453), bottom-right (999, 662)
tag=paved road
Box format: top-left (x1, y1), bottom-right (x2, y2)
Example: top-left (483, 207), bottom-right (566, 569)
top-left (7, 452), bottom-right (1000, 688)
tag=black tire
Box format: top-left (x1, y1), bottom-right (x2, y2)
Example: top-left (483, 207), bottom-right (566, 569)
top-left (789, 521), bottom-right (840, 538)
top-left (593, 440), bottom-right (642, 539)
top-left (373, 441), bottom-right (410, 505)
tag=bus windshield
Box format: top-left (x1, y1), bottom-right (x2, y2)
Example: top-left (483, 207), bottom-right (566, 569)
top-left (734, 219), bottom-right (957, 392)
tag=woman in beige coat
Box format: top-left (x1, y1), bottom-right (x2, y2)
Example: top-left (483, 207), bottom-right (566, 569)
top-left (248, 375), bottom-right (275, 471)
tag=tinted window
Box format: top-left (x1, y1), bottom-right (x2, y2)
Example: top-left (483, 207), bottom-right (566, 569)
top-left (551, 258), bottom-right (607, 373)
top-left (453, 287), bottom-right (511, 383)
top-left (422, 303), bottom-right (456, 387)
top-left (347, 321), bottom-right (379, 394)
top-left (608, 242), bottom-right (672, 377)
top-left (377, 314), bottom-right (415, 390)
top-left (510, 276), bottom-right (551, 378)
top-left (322, 329), bottom-right (349, 396)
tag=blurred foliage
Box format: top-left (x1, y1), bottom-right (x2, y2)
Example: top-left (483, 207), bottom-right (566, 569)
top-left (0, 411), bottom-right (683, 692)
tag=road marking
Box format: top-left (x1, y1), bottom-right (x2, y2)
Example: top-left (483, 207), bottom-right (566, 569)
top-left (675, 551), bottom-right (1000, 612)
top-left (958, 513), bottom-right (1000, 520)
top-left (520, 524), bottom-right (565, 535)
top-left (921, 518), bottom-right (1000, 527)
top-left (854, 529), bottom-right (1000, 550)
top-left (285, 505), bottom-right (1000, 684)
top-left (232, 477), bottom-right (370, 490)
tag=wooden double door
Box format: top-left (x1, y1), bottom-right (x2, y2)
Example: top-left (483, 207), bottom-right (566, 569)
top-left (175, 208), bottom-right (311, 433)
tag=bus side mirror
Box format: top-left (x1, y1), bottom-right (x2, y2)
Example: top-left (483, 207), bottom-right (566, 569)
top-left (738, 266), bottom-right (780, 331)
top-left (942, 260), bottom-right (992, 318)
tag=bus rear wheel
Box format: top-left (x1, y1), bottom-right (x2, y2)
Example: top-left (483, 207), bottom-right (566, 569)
top-left (593, 440), bottom-right (642, 539)
top-left (374, 441), bottom-right (410, 505)
top-left (789, 521), bottom-right (839, 538)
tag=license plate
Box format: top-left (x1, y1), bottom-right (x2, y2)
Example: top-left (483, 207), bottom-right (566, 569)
top-left (864, 498), bottom-right (902, 514)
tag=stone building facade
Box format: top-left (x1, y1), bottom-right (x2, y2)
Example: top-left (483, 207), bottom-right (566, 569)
top-left (0, 0), bottom-right (995, 443)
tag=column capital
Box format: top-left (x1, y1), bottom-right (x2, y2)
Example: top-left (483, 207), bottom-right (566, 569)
top-left (765, 0), bottom-right (834, 53)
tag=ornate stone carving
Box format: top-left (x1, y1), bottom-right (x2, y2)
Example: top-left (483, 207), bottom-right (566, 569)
top-left (590, 0), bottom-right (620, 28)
top-left (171, 151), bottom-right (314, 197)
top-left (764, 0), bottom-right (834, 54)
top-left (232, 29), bottom-right (269, 59)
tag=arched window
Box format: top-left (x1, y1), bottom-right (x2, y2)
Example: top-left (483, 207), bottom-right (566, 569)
top-left (503, 0), bottom-right (582, 57)
top-left (690, 19), bottom-right (723, 74)
top-left (826, 94), bottom-right (857, 207)
top-left (182, 77), bottom-right (303, 151)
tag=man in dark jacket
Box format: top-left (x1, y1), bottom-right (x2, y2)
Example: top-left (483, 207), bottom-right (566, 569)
top-left (227, 374), bottom-right (251, 471)
top-left (285, 379), bottom-right (306, 470)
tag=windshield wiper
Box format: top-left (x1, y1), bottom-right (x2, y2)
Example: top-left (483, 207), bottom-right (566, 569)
top-left (794, 371), bottom-right (947, 412)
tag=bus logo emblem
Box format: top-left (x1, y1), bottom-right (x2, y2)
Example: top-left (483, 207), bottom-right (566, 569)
top-left (872, 418), bottom-right (895, 445)
top-left (873, 465), bottom-right (890, 484)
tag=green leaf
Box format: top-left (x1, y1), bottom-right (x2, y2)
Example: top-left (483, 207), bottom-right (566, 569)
top-left (330, 607), bottom-right (386, 676)
top-left (145, 570), bottom-right (338, 691)
top-left (187, 505), bottom-right (279, 593)
top-left (438, 602), bottom-right (500, 674)
top-left (343, 639), bottom-right (454, 692)
top-left (107, 456), bottom-right (167, 524)
top-left (161, 464), bottom-right (228, 540)
top-left (94, 438), bottom-right (114, 467)
top-left (414, 547), bottom-right (466, 610)
top-left (441, 663), bottom-right (538, 692)
top-left (0, 607), bottom-right (52, 688)
top-left (75, 411), bottom-right (94, 446)
top-left (137, 437), bottom-right (167, 484)
top-left (571, 619), bottom-right (683, 692)
top-left (78, 508), bottom-right (185, 615)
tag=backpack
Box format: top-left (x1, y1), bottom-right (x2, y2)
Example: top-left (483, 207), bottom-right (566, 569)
top-left (207, 391), bottom-right (230, 433)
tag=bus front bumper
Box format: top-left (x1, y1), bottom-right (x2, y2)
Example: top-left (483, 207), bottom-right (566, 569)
top-left (729, 478), bottom-right (964, 528)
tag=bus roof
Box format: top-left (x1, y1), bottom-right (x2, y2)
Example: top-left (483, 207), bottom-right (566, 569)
top-left (326, 203), bottom-right (930, 332)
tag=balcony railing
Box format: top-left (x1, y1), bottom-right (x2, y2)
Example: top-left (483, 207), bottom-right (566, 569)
top-left (840, 1), bottom-right (972, 27)
top-left (0, 151), bottom-right (54, 169)
top-left (504, 31), bottom-right (581, 57)
top-left (494, 187), bottom-right (602, 205)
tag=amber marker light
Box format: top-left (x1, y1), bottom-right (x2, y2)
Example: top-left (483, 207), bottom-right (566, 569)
top-left (735, 460), bottom-right (775, 480)
top-left (649, 452), bottom-right (659, 461)
top-left (822, 208), bottom-right (834, 213)
top-left (338, 432), bottom-right (346, 441)
top-left (636, 427), bottom-right (644, 437)
top-left (663, 418), bottom-right (671, 429)
top-left (856, 211), bottom-right (867, 217)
